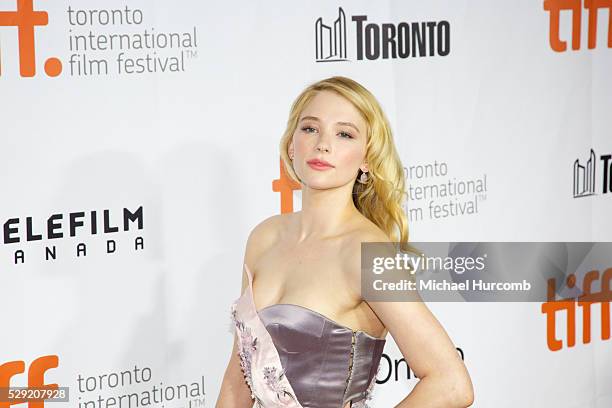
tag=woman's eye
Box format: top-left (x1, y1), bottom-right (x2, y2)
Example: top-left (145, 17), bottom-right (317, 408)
top-left (301, 127), bottom-right (352, 139)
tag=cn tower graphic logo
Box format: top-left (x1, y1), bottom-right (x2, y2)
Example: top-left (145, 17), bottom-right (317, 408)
top-left (315, 7), bottom-right (348, 62)
top-left (0, 0), bottom-right (62, 77)
top-left (314, 7), bottom-right (450, 62)
top-left (573, 149), bottom-right (597, 198)
top-left (572, 148), bottom-right (612, 198)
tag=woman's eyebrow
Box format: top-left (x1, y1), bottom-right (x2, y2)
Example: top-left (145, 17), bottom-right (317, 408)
top-left (299, 116), bottom-right (361, 134)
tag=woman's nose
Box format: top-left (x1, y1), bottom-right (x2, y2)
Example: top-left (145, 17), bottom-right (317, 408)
top-left (314, 129), bottom-right (331, 153)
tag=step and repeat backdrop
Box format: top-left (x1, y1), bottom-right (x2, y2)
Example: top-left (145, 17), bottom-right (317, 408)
top-left (1, 0), bottom-right (611, 407)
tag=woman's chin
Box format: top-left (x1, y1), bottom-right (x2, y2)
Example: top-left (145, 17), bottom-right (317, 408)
top-left (302, 180), bottom-right (351, 191)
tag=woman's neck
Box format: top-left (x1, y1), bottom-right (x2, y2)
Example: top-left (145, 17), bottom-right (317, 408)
top-left (294, 183), bottom-right (362, 242)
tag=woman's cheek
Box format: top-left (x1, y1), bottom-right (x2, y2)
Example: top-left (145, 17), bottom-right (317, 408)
top-left (294, 134), bottom-right (310, 153)
top-left (341, 146), bottom-right (366, 169)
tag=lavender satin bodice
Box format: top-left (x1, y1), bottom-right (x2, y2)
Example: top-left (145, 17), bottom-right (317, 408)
top-left (259, 304), bottom-right (386, 407)
top-left (229, 263), bottom-right (387, 408)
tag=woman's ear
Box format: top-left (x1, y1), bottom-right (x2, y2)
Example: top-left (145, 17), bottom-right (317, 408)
top-left (360, 161), bottom-right (368, 172)
top-left (288, 143), bottom-right (294, 160)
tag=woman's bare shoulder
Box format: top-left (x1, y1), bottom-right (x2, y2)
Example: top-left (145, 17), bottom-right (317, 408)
top-left (345, 216), bottom-right (391, 247)
top-left (243, 213), bottom-right (291, 270)
top-left (339, 217), bottom-right (392, 290)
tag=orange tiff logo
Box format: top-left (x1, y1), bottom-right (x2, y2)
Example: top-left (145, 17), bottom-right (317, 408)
top-left (0, 0), bottom-right (61, 77)
top-left (272, 158), bottom-right (301, 213)
top-left (541, 268), bottom-right (612, 351)
top-left (0, 355), bottom-right (58, 408)
top-left (543, 0), bottom-right (612, 51)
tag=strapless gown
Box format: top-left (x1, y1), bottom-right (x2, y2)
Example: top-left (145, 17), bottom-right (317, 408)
top-left (230, 263), bottom-right (387, 408)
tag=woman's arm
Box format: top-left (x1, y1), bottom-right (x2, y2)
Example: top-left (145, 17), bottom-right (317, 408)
top-left (216, 262), bottom-right (253, 407)
top-left (352, 236), bottom-right (474, 407)
top-left (367, 298), bottom-right (474, 407)
top-left (216, 216), bottom-right (281, 407)
top-left (216, 332), bottom-right (253, 407)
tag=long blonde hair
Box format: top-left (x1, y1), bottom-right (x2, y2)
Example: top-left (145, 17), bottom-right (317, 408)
top-left (279, 76), bottom-right (416, 253)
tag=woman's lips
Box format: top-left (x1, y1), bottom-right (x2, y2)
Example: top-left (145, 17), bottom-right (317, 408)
top-left (307, 160), bottom-right (334, 170)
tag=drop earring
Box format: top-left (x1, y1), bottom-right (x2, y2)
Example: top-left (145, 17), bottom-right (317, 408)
top-left (357, 170), bottom-right (369, 184)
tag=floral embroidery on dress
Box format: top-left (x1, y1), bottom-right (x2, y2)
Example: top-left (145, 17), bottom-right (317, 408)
top-left (230, 303), bottom-right (298, 407)
top-left (231, 305), bottom-right (262, 405)
top-left (351, 365), bottom-right (380, 408)
top-left (263, 366), bottom-right (297, 403)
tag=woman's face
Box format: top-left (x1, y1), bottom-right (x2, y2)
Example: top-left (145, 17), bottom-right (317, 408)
top-left (289, 90), bottom-right (368, 190)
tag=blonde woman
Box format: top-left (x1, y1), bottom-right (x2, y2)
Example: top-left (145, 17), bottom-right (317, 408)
top-left (217, 76), bottom-right (473, 407)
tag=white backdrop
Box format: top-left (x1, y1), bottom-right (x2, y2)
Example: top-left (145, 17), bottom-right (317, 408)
top-left (1, 1), bottom-right (611, 407)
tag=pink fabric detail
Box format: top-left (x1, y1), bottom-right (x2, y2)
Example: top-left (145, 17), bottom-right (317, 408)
top-left (230, 263), bottom-right (304, 407)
